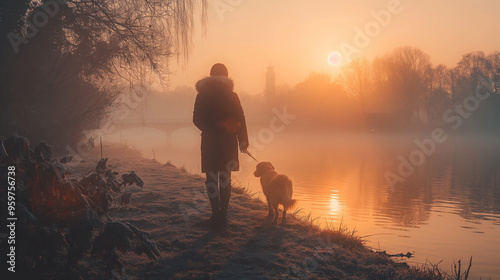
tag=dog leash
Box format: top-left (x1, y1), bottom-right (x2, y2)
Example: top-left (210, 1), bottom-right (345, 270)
top-left (244, 150), bottom-right (259, 163)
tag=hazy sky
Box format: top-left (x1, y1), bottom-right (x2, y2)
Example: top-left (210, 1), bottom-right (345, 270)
top-left (168, 0), bottom-right (500, 95)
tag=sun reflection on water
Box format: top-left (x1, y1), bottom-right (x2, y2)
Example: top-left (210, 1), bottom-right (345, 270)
top-left (329, 191), bottom-right (343, 216)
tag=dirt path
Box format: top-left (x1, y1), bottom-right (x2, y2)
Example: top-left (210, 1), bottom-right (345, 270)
top-left (80, 145), bottom-right (436, 280)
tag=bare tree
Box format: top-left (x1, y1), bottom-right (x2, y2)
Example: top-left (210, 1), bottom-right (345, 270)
top-left (390, 46), bottom-right (432, 122)
top-left (340, 57), bottom-right (372, 114)
top-left (426, 64), bottom-right (452, 123)
top-left (0, 0), bottom-right (207, 146)
top-left (489, 51), bottom-right (500, 95)
top-left (456, 51), bottom-right (492, 85)
top-left (49, 0), bottom-right (207, 84)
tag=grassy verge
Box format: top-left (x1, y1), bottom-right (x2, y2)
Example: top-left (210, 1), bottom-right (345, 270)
top-left (230, 181), bottom-right (475, 280)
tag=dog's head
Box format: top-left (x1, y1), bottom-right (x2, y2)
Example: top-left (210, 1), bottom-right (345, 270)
top-left (254, 162), bottom-right (275, 177)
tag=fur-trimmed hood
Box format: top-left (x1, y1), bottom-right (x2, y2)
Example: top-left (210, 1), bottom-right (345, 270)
top-left (195, 76), bottom-right (234, 93)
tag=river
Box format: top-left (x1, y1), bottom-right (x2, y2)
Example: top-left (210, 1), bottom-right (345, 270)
top-left (104, 125), bottom-right (500, 279)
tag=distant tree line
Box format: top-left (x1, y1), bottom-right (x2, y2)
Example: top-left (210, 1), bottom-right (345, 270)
top-left (0, 0), bottom-right (206, 147)
top-left (264, 47), bottom-right (500, 132)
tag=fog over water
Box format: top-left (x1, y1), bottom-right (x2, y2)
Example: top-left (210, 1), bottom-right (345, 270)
top-left (104, 117), bottom-right (500, 278)
top-left (100, 51), bottom-right (500, 277)
top-left (5, 0), bottom-right (500, 278)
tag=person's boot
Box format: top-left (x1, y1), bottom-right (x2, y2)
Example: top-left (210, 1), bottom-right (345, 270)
top-left (200, 196), bottom-right (221, 228)
top-left (219, 183), bottom-right (231, 227)
top-left (202, 173), bottom-right (221, 227)
top-left (210, 195), bottom-right (222, 221)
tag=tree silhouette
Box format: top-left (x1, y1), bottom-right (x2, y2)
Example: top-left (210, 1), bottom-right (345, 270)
top-left (340, 57), bottom-right (372, 115)
top-left (390, 46), bottom-right (432, 123)
top-left (0, 0), bottom-right (207, 146)
top-left (425, 64), bottom-right (452, 123)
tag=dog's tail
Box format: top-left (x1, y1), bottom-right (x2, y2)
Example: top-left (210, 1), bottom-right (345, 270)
top-left (283, 197), bottom-right (297, 211)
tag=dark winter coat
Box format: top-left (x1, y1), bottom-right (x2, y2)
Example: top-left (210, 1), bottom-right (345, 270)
top-left (193, 76), bottom-right (249, 173)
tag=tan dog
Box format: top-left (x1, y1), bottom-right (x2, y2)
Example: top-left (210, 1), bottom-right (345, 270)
top-left (254, 162), bottom-right (297, 224)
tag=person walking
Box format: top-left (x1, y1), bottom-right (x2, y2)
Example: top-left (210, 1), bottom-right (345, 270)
top-left (193, 63), bottom-right (249, 228)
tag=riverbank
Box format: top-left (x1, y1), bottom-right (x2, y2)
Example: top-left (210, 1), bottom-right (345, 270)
top-left (77, 145), bottom-right (456, 279)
